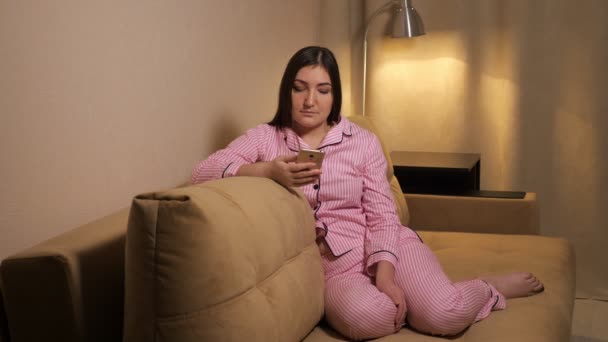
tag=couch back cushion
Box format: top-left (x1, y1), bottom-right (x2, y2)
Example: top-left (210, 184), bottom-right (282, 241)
top-left (347, 115), bottom-right (410, 226)
top-left (123, 177), bottom-right (324, 342)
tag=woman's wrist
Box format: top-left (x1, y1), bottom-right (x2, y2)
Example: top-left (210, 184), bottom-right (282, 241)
top-left (376, 260), bottom-right (396, 285)
top-left (236, 162), bottom-right (272, 179)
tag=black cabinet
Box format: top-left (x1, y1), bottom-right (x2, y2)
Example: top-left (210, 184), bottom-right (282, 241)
top-left (390, 151), bottom-right (525, 198)
top-left (391, 151), bottom-right (480, 195)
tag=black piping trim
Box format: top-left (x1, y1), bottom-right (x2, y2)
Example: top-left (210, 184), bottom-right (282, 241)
top-left (344, 124), bottom-right (353, 136)
top-left (221, 162), bottom-right (234, 178)
top-left (284, 122), bottom-right (352, 151)
top-left (319, 223), bottom-right (352, 258)
top-left (315, 222), bottom-right (328, 236)
top-left (367, 250), bottom-right (398, 261)
top-left (312, 178), bottom-right (322, 220)
top-left (318, 132), bottom-right (347, 150)
top-left (283, 134), bottom-right (300, 152)
top-left (481, 280), bottom-right (501, 309)
top-left (492, 295), bottom-right (500, 309)
top-left (331, 247), bottom-right (353, 258)
top-left (413, 230), bottom-right (424, 243)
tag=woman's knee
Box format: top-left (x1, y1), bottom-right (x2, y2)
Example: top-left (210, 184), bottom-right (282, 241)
top-left (325, 287), bottom-right (400, 340)
top-left (407, 298), bottom-right (474, 336)
top-left (325, 302), bottom-right (398, 341)
top-left (410, 315), bottom-right (470, 336)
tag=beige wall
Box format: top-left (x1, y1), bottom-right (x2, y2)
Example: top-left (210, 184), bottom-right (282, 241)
top-left (360, 0), bottom-right (608, 298)
top-left (0, 1), bottom-right (321, 259)
top-left (318, 0), bottom-right (364, 118)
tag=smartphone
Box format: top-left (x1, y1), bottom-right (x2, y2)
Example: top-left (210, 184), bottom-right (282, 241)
top-left (296, 149), bottom-right (325, 169)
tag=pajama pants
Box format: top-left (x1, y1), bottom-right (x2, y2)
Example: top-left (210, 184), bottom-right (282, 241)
top-left (322, 228), bottom-right (506, 341)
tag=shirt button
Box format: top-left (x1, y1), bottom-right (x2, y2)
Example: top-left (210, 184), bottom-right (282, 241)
top-left (313, 184), bottom-right (319, 190)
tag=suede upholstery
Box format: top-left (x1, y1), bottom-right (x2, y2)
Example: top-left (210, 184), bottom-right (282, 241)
top-left (1, 209), bottom-right (129, 342)
top-left (0, 116), bottom-right (575, 342)
top-left (0, 289), bottom-right (9, 342)
top-left (405, 192), bottom-right (540, 234)
top-left (305, 231), bottom-right (575, 341)
top-left (123, 177), bottom-right (325, 342)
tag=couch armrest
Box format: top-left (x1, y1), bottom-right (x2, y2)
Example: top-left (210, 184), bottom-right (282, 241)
top-left (0, 208), bottom-right (129, 342)
top-left (405, 192), bottom-right (539, 235)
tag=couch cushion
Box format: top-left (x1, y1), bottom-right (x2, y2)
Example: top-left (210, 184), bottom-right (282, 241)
top-left (123, 177), bottom-right (325, 342)
top-left (304, 231), bottom-right (575, 342)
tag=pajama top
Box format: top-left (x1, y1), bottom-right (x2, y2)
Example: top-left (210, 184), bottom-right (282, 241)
top-left (191, 116), bottom-right (403, 274)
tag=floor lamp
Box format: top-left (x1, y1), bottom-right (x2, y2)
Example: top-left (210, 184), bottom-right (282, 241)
top-left (362, 0), bottom-right (425, 116)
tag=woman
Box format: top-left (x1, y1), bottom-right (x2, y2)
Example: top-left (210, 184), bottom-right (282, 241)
top-left (191, 46), bottom-right (544, 341)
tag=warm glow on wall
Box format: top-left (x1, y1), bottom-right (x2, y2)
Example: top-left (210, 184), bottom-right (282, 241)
top-left (368, 31), bottom-right (523, 191)
top-left (363, 0), bottom-right (608, 300)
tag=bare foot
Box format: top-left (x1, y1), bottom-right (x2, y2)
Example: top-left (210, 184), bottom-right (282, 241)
top-left (480, 272), bottom-right (544, 299)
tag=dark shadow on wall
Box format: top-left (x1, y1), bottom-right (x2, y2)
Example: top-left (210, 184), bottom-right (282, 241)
top-left (421, 0), bottom-right (461, 31)
top-left (589, 5), bottom-right (608, 299)
top-left (461, 1), bottom-right (482, 164)
top-left (209, 110), bottom-right (244, 152)
top-left (501, 0), bottom-right (608, 299)
top-left (512, 0), bottom-right (561, 236)
top-left (569, 1), bottom-right (608, 298)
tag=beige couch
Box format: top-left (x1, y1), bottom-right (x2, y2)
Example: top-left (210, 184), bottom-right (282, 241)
top-left (0, 117), bottom-right (575, 342)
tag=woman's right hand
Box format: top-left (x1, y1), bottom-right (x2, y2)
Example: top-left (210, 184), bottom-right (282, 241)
top-left (375, 261), bottom-right (407, 330)
top-left (266, 155), bottom-right (321, 187)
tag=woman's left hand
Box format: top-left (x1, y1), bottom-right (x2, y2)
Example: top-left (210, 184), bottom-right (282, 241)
top-left (375, 261), bottom-right (406, 329)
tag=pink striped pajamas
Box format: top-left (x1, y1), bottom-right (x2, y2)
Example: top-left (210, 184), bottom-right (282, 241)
top-left (322, 229), bottom-right (505, 340)
top-left (191, 116), bottom-right (506, 341)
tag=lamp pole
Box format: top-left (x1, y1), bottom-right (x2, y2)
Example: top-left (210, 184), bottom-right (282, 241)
top-left (361, 0), bottom-right (425, 116)
top-left (362, 1), bottom-right (395, 117)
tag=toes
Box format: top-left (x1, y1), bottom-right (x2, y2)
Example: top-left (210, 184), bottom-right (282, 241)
top-left (529, 282), bottom-right (544, 296)
top-left (530, 278), bottom-right (543, 289)
top-left (523, 273), bottom-right (539, 284)
top-left (525, 274), bottom-right (544, 293)
top-left (522, 272), bottom-right (534, 279)
top-left (526, 278), bottom-right (539, 289)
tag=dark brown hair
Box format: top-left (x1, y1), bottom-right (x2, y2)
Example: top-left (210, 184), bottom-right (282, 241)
top-left (268, 46), bottom-right (342, 128)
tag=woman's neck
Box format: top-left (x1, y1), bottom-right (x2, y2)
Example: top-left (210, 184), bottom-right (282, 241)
top-left (293, 123), bottom-right (332, 150)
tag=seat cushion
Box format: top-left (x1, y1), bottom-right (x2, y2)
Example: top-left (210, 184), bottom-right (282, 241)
top-left (123, 177), bottom-right (325, 342)
top-left (303, 231), bottom-right (575, 342)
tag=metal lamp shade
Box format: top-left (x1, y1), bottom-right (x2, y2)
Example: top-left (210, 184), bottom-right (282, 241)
top-left (392, 0), bottom-right (425, 38)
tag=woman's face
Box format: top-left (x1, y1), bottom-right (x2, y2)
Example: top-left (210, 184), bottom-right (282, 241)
top-left (291, 65), bottom-right (333, 133)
